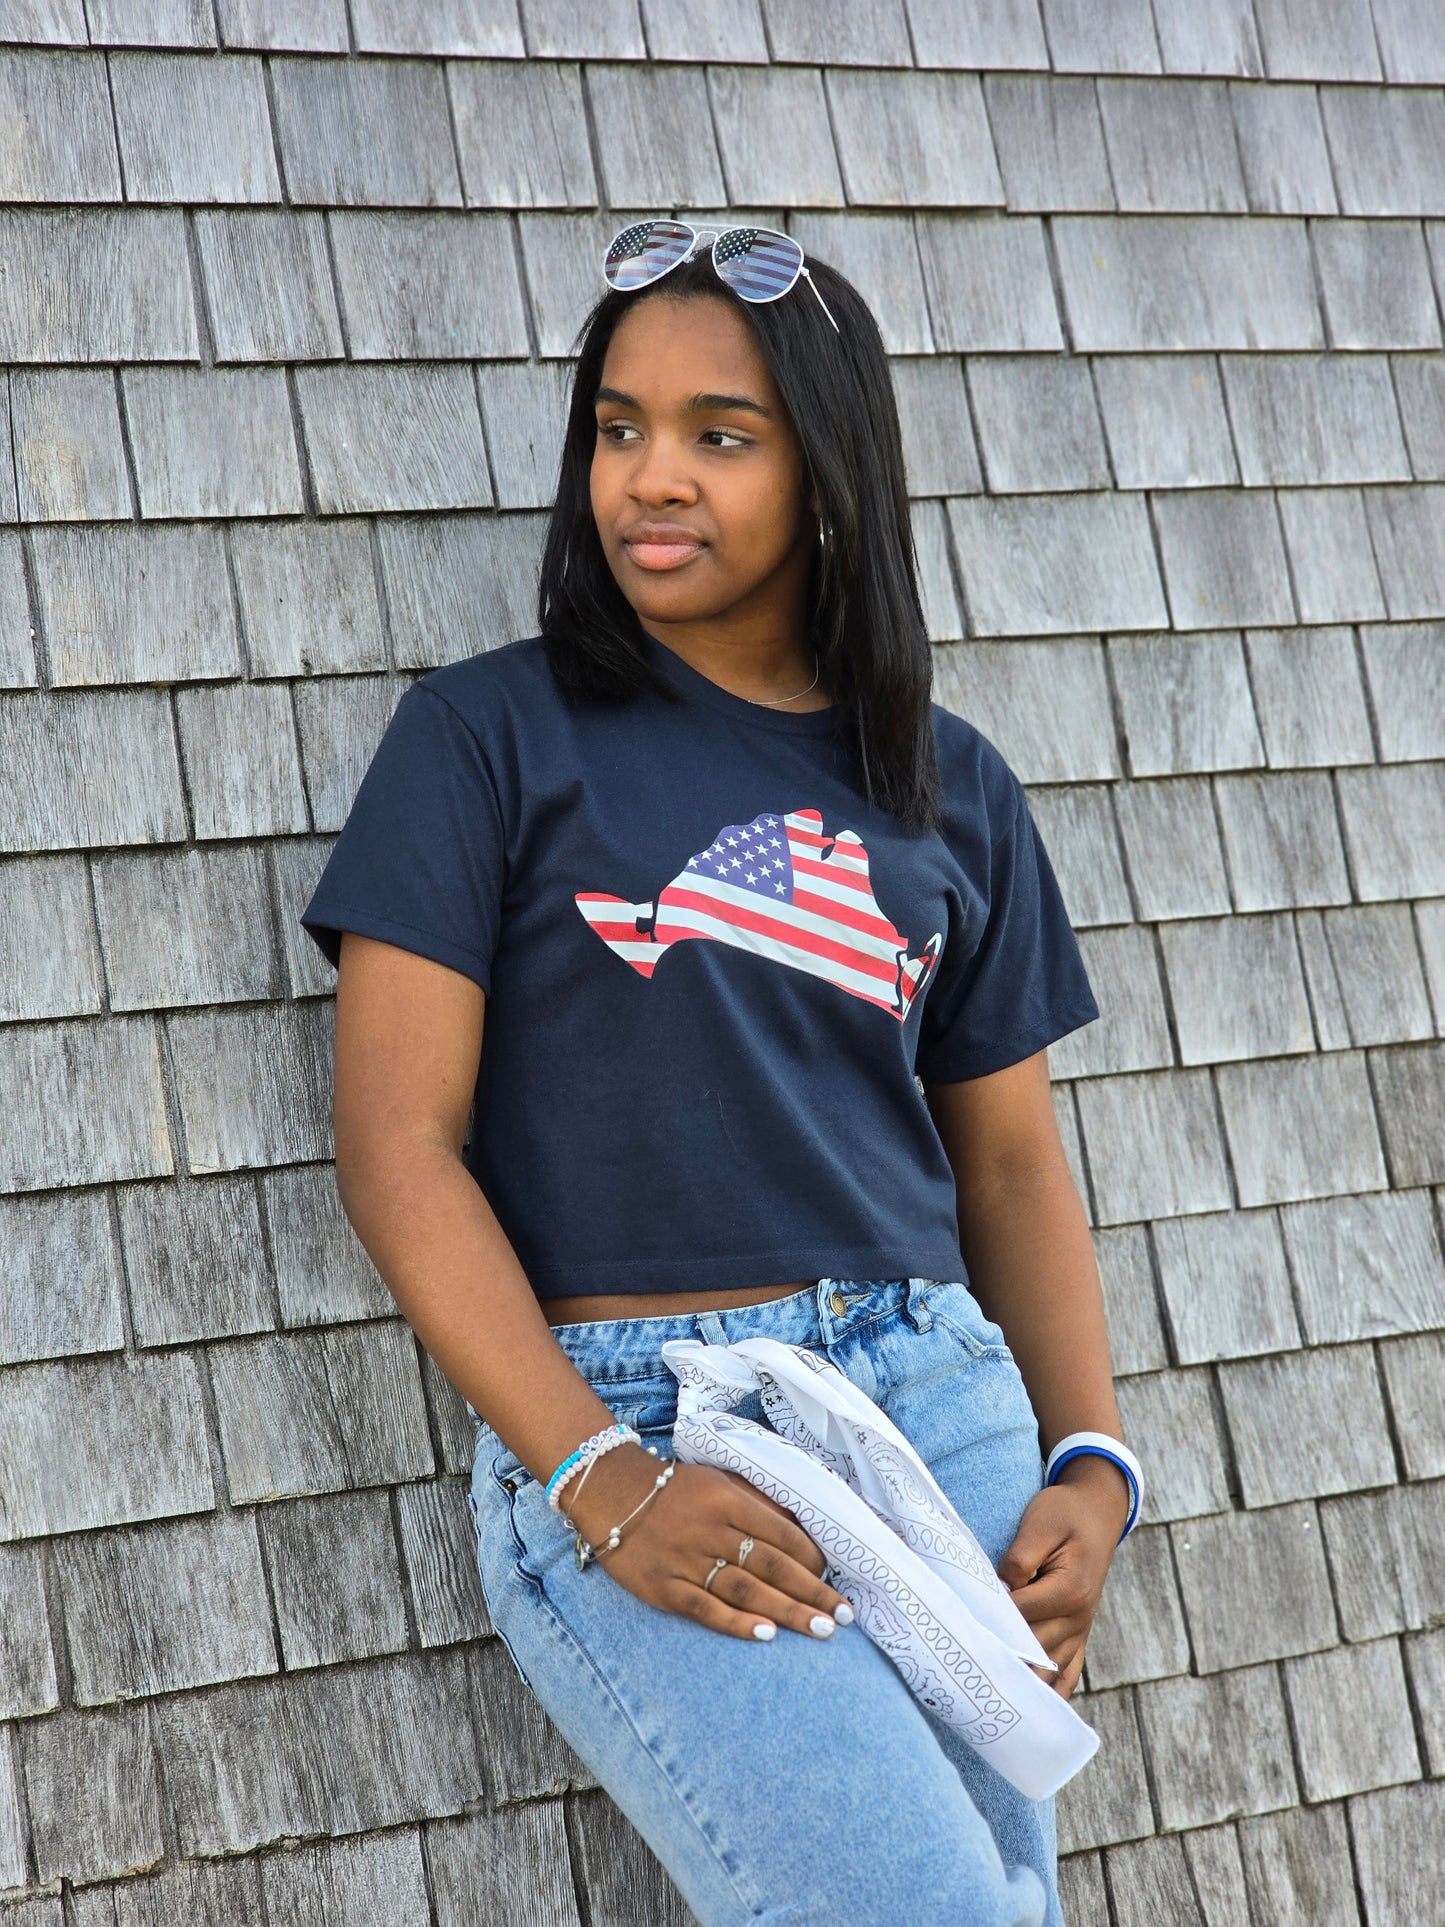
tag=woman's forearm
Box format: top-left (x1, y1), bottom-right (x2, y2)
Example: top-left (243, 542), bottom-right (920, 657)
top-left (336, 1138), bottom-right (628, 1491)
top-left (952, 1151), bottom-right (1125, 1462)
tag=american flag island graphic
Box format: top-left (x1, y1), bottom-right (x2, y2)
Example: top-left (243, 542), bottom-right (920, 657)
top-left (574, 808), bottom-right (942, 1020)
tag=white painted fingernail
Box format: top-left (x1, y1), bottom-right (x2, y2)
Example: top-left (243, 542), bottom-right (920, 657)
top-left (810, 1614), bottom-right (836, 1638)
top-left (833, 1601), bottom-right (855, 1626)
top-left (752, 1621), bottom-right (777, 1641)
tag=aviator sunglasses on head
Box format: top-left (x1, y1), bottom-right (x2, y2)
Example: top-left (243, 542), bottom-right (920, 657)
top-left (602, 219), bottom-right (841, 333)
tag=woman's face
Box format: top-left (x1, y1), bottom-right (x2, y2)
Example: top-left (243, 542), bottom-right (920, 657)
top-left (589, 293), bottom-right (817, 634)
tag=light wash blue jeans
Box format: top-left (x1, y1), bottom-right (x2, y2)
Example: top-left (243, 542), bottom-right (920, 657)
top-left (467, 1277), bottom-right (1062, 1927)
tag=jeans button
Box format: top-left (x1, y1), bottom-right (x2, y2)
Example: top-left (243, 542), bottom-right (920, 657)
top-left (828, 1288), bottom-right (847, 1315)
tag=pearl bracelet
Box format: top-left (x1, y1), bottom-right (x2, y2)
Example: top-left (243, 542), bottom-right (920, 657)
top-left (1043, 1431), bottom-right (1143, 1543)
top-left (546, 1422), bottom-right (641, 1514)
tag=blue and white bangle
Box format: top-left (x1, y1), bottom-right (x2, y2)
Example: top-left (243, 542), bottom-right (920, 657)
top-left (546, 1422), bottom-right (641, 1513)
top-left (1044, 1431), bottom-right (1143, 1543)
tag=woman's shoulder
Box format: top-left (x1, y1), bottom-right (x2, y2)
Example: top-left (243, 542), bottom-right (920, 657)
top-left (928, 698), bottom-right (1027, 831)
top-left (408, 635), bottom-right (552, 732)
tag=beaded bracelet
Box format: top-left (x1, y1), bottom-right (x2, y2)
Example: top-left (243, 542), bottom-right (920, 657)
top-left (545, 1422), bottom-right (640, 1514)
top-left (574, 1459), bottom-right (676, 1570)
top-left (1043, 1431), bottom-right (1144, 1543)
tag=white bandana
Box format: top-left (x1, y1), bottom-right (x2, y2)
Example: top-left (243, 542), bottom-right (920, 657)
top-left (660, 1335), bottom-right (1100, 1801)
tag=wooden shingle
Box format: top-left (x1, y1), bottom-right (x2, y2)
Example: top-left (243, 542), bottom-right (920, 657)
top-left (1054, 1686), bottom-right (1154, 1851)
top-left (1029, 782), bottom-right (1134, 925)
top-left (1158, 911), bottom-right (1311, 1063)
top-left (1152, 1204), bottom-right (1301, 1363)
top-left (0, 0), bottom-right (86, 44)
top-left (1078, 1071), bottom-right (1233, 1217)
top-left (467, 1637), bottom-right (592, 1804)
top-left (588, 64), bottom-right (725, 208)
top-left (231, 519), bottom-right (387, 679)
top-left (1, 1348), bottom-right (212, 1541)
top-left (215, 0), bottom-right (349, 51)
top-left (349, 0), bottom-right (525, 56)
top-left (1222, 354), bottom-right (1408, 487)
top-left (1096, 77), bottom-right (1249, 214)
top-left (891, 357), bottom-right (981, 496)
top-left (0, 1187), bottom-right (125, 1366)
top-left (1134, 1664), bottom-right (1298, 1830)
top-left (966, 354), bottom-right (1109, 493)
top-left (913, 501), bottom-right (964, 639)
top-left (1296, 902), bottom-right (1434, 1049)
top-left (427, 1802), bottom-right (584, 1927)
top-left (1039, 0), bottom-right (1160, 74)
top-left (10, 368), bottom-right (131, 520)
top-left (1054, 923), bottom-right (1172, 1077)
top-left (1091, 1221), bottom-right (1170, 1374)
top-left (94, 847), bottom-right (281, 1009)
top-left (1113, 775), bottom-right (1231, 920)
top-left (0, 1014), bottom-right (173, 1194)
top-left (1112, 1365), bottom-right (1233, 1518)
top-left (271, 834), bottom-right (341, 997)
top-left (21, 1703), bottom-right (164, 1886)
top-left (194, 208), bottom-right (344, 361)
top-left (639, 0), bottom-right (769, 64)
top-left (270, 57), bottom-right (463, 208)
top-left (208, 1320), bottom-right (433, 1504)
top-left (0, 688), bottom-right (187, 851)
top-left (174, 679), bottom-right (309, 839)
top-left (916, 213), bottom-right (1063, 352)
top-left (32, 523), bottom-right (242, 684)
top-left (1104, 1834), bottom-right (1207, 1924)
top-left (378, 513), bottom-right (546, 668)
top-left (477, 362), bottom-right (571, 509)
top-left (1215, 1049), bottom-right (1387, 1206)
top-left (708, 66), bottom-right (845, 208)
top-left (519, 0), bottom-right (644, 60)
top-left (982, 74), bottom-right (1115, 212)
top-left (292, 672), bottom-right (408, 829)
top-left (1364, 485), bottom-right (1445, 618)
top-left (790, 211), bottom-right (934, 353)
top-left (156, 1652), bottom-right (484, 1855)
top-left (258, 1829), bottom-right (432, 1925)
top-left (1153, 487), bottom-right (1295, 630)
top-left (259, 1489), bottom-right (411, 1668)
top-left (0, 207), bottom-right (198, 363)
top-left (1235, 1803), bottom-right (1361, 1927)
top-left (1054, 214), bottom-right (1323, 353)
top-left (1252, 0), bottom-right (1381, 82)
top-left (762, 0), bottom-right (911, 64)
top-left (260, 1161), bottom-right (394, 1326)
top-left (1230, 79), bottom-right (1338, 216)
top-left (1277, 486), bottom-right (1388, 626)
top-left (0, 1541), bottom-right (59, 1719)
top-left (906, 0), bottom-right (1049, 71)
top-left (1174, 1500), bottom-right (1338, 1676)
top-left (449, 60), bottom-right (597, 210)
top-left (1214, 769), bottom-right (1352, 910)
top-left (296, 364), bottom-right (493, 515)
top-left (1321, 1481), bottom-right (1445, 1640)
top-left (167, 998), bottom-right (334, 1173)
top-left (1092, 353), bottom-right (1238, 490)
top-left (1220, 1343), bottom-right (1397, 1507)
top-left (84, 0), bottom-right (216, 46)
top-left (329, 210), bottom-right (530, 359)
top-left (1372, 1040), bottom-right (1445, 1187)
top-left (0, 49), bottom-right (122, 201)
top-left (516, 210), bottom-right (614, 357)
top-left (397, 1478), bottom-right (492, 1647)
top-left (0, 852), bottom-right (103, 1021)
top-left (934, 637), bottom-right (1116, 783)
top-left (123, 367), bottom-right (303, 517)
top-left (1319, 84), bottom-right (1445, 219)
top-left (1371, 0), bottom-right (1445, 83)
top-left (109, 51), bottom-right (278, 202)
top-left (1336, 762), bottom-right (1445, 900)
top-left (1392, 354), bottom-right (1445, 481)
top-left (947, 492), bottom-right (1166, 635)
top-left (0, 531), bottom-right (31, 687)
top-left (1380, 1331), bottom-right (1445, 1479)
top-left (1350, 1782), bottom-right (1445, 1927)
top-left (1244, 625), bottom-right (1373, 769)
top-left (56, 1510), bottom-right (276, 1704)
top-left (1078, 1524), bottom-right (1190, 1688)
top-left (1152, 0), bottom-right (1262, 76)
top-left (116, 1171), bottom-right (276, 1347)
top-left (1283, 1638), bottom-right (1420, 1801)
top-left (827, 70), bottom-right (1004, 209)
top-left (1314, 220), bottom-right (1441, 351)
top-left (1110, 631), bottom-right (1264, 777)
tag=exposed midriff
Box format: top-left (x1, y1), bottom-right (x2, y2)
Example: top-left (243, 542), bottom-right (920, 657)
top-left (542, 1280), bottom-right (819, 1326)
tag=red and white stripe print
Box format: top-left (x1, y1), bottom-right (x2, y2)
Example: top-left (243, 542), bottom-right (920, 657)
top-left (575, 807), bottom-right (941, 1021)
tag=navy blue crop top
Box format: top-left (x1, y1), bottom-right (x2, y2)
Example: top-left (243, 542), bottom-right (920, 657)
top-left (299, 631), bottom-right (1100, 1298)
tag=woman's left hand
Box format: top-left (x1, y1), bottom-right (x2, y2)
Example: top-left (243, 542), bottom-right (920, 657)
top-left (995, 1456), bottom-right (1132, 1699)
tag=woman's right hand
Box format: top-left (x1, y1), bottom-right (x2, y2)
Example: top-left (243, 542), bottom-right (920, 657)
top-left (563, 1445), bottom-right (855, 1643)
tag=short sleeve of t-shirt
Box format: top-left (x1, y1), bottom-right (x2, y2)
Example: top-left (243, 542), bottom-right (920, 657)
top-left (299, 680), bottom-right (505, 993)
top-left (914, 762), bottom-right (1098, 1083)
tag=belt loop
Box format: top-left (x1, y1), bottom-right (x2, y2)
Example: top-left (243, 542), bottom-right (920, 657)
top-left (696, 1310), bottom-right (728, 1347)
top-left (902, 1277), bottom-right (933, 1333)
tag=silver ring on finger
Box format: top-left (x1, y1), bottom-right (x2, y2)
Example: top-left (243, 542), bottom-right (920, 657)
top-left (703, 1556), bottom-right (728, 1593)
top-left (737, 1535), bottom-right (755, 1569)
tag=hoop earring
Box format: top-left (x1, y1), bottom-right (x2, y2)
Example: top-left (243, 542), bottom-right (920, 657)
top-left (817, 518), bottom-right (828, 554)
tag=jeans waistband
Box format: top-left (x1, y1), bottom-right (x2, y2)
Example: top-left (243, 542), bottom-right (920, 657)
top-left (545, 1277), bottom-right (941, 1385)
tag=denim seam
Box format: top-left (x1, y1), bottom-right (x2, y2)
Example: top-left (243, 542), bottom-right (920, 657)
top-left (523, 1560), bottom-right (766, 1925)
top-left (929, 1307), bottom-right (1013, 1362)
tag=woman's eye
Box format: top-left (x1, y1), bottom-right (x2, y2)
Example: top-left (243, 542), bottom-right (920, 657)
top-left (703, 427), bottom-right (749, 448)
top-left (598, 421), bottom-right (640, 443)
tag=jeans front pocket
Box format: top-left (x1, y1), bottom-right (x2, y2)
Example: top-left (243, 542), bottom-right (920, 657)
top-left (920, 1279), bottom-right (1014, 1360)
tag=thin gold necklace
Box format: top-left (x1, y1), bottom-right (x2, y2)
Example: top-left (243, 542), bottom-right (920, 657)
top-left (743, 655), bottom-right (822, 706)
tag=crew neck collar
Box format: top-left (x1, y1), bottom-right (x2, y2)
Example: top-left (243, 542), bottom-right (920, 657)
top-left (639, 630), bottom-right (838, 736)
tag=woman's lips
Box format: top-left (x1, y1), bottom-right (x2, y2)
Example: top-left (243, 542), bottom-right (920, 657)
top-left (624, 539), bottom-right (705, 571)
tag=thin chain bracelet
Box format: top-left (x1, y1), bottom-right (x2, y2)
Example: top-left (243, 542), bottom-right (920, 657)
top-left (574, 1460), bottom-right (676, 1570)
top-left (565, 1437), bottom-right (660, 1524)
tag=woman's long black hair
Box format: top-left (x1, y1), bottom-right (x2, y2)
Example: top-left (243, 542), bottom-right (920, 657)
top-left (537, 245), bottom-right (946, 835)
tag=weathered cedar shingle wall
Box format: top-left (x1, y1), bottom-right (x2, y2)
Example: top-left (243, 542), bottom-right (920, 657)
top-left (1, 1), bottom-right (1443, 1922)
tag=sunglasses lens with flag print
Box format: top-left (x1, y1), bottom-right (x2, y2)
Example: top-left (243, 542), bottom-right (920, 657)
top-left (602, 219), bottom-right (839, 330)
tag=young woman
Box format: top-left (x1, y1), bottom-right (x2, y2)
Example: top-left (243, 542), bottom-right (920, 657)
top-left (300, 222), bottom-right (1138, 1927)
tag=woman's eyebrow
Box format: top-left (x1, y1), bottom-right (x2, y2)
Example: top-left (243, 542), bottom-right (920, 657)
top-left (593, 385), bottom-right (773, 420)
